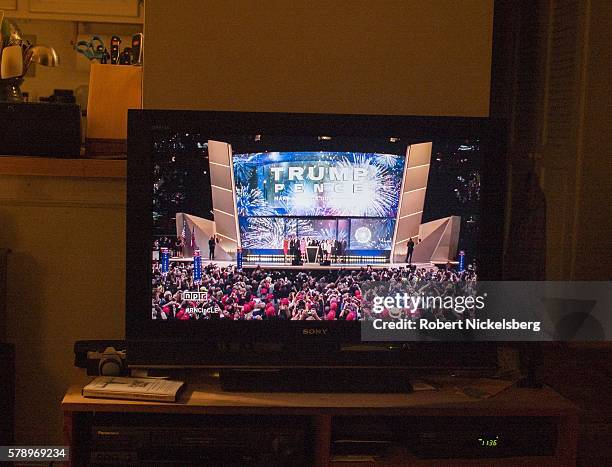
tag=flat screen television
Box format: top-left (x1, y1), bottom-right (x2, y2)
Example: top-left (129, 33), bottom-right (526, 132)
top-left (127, 111), bottom-right (505, 370)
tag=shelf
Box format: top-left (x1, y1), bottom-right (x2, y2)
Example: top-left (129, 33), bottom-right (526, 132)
top-left (0, 156), bottom-right (126, 179)
top-left (62, 379), bottom-right (579, 467)
top-left (62, 379), bottom-right (579, 416)
top-left (2, 0), bottom-right (143, 24)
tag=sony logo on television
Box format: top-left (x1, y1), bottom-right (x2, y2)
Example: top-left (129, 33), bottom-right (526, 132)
top-left (302, 328), bottom-right (328, 335)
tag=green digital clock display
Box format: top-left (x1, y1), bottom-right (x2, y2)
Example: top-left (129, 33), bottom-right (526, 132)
top-left (478, 436), bottom-right (499, 447)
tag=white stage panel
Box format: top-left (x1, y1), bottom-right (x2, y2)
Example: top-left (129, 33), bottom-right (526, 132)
top-left (209, 162), bottom-right (234, 191)
top-left (208, 140), bottom-right (240, 255)
top-left (391, 142), bottom-right (432, 263)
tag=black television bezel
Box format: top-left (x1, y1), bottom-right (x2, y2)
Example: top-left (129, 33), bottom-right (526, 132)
top-left (127, 110), bottom-right (505, 368)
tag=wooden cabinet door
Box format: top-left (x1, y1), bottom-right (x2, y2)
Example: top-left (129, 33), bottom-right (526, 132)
top-left (28, 0), bottom-right (139, 19)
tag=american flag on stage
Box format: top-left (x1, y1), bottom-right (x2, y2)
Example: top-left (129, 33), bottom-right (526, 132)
top-left (190, 225), bottom-right (197, 248)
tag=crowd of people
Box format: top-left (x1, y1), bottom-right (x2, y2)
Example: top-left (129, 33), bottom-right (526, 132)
top-left (284, 236), bottom-right (348, 263)
top-left (152, 261), bottom-right (477, 321)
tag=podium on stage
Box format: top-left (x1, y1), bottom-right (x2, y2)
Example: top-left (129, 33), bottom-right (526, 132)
top-left (306, 246), bottom-right (319, 263)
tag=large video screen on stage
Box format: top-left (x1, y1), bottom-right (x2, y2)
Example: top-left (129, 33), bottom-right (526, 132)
top-left (234, 151), bottom-right (404, 250)
top-left (233, 152), bottom-right (405, 217)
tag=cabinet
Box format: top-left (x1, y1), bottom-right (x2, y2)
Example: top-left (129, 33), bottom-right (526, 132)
top-left (3, 0), bottom-right (142, 24)
top-left (29, 0), bottom-right (138, 18)
top-left (63, 379), bottom-right (579, 466)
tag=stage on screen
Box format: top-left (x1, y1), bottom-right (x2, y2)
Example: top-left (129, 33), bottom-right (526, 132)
top-left (150, 132), bottom-right (481, 321)
top-left (159, 141), bottom-right (472, 267)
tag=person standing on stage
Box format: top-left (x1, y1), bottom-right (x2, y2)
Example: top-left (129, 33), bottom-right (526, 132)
top-left (208, 236), bottom-right (216, 260)
top-left (405, 237), bottom-right (415, 264)
top-left (283, 237), bottom-right (289, 263)
top-left (300, 237), bottom-right (307, 261)
top-left (176, 236), bottom-right (185, 258)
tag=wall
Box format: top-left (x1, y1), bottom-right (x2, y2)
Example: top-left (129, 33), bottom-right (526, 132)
top-left (143, 0), bottom-right (494, 116)
top-left (0, 172), bottom-right (125, 444)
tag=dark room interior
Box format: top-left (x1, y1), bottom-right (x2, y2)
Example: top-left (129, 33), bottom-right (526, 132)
top-left (0, 1), bottom-right (610, 465)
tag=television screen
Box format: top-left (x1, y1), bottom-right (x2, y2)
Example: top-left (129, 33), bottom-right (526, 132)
top-left (149, 131), bottom-right (482, 323)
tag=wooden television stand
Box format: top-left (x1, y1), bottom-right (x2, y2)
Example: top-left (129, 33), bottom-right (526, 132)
top-left (62, 376), bottom-right (578, 466)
